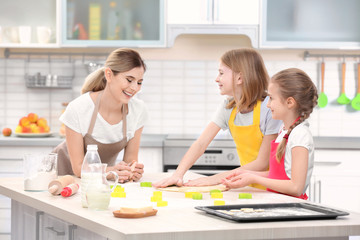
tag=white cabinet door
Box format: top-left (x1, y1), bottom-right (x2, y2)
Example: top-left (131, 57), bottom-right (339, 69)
top-left (313, 175), bottom-right (360, 213)
top-left (11, 200), bottom-right (39, 240)
top-left (73, 226), bottom-right (107, 240)
top-left (41, 213), bottom-right (69, 240)
top-left (215, 0), bottom-right (259, 25)
top-left (167, 0), bottom-right (259, 25)
top-left (138, 147), bottom-right (163, 173)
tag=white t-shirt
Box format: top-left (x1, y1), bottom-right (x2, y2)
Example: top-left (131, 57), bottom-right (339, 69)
top-left (60, 92), bottom-right (149, 144)
top-left (275, 120), bottom-right (314, 194)
top-left (211, 96), bottom-right (282, 136)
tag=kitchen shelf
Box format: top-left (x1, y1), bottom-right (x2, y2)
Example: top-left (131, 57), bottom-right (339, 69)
top-left (25, 74), bottom-right (73, 89)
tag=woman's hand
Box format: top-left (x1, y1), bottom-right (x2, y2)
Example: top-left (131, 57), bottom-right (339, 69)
top-left (110, 161), bottom-right (132, 183)
top-left (129, 162), bottom-right (144, 182)
top-left (152, 174), bottom-right (184, 188)
top-left (221, 172), bottom-right (255, 189)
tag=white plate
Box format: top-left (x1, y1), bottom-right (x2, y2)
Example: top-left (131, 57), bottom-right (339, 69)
top-left (14, 132), bottom-right (53, 138)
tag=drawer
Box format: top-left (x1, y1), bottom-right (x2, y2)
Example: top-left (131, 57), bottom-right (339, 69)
top-left (0, 160), bottom-right (23, 173)
top-left (0, 146), bottom-right (53, 160)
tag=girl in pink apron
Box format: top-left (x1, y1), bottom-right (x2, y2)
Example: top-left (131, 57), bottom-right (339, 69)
top-left (222, 68), bottom-right (318, 200)
top-left (53, 48), bottom-right (148, 183)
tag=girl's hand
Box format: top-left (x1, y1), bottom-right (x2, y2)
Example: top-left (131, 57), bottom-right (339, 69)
top-left (152, 174), bottom-right (183, 188)
top-left (221, 173), bottom-right (255, 189)
top-left (129, 162), bottom-right (144, 182)
top-left (225, 168), bottom-right (247, 180)
top-left (184, 175), bottom-right (220, 186)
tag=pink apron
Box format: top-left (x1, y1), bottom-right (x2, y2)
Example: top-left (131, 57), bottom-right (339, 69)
top-left (267, 139), bottom-right (308, 200)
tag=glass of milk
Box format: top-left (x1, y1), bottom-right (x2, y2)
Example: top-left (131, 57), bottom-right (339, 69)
top-left (23, 153), bottom-right (58, 191)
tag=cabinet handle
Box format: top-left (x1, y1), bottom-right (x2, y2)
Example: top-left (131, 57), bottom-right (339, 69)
top-left (45, 227), bottom-right (66, 236)
top-left (314, 180), bottom-right (322, 203)
top-left (318, 180), bottom-right (322, 203)
top-left (314, 161), bottom-right (341, 166)
top-left (36, 211), bottom-right (44, 240)
top-left (207, 0), bottom-right (213, 22)
top-left (68, 224), bottom-right (77, 240)
top-left (213, 0), bottom-right (219, 22)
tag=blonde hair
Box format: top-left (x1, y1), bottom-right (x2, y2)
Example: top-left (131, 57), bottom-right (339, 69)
top-left (81, 48), bottom-right (146, 94)
top-left (273, 68), bottom-right (318, 162)
top-left (221, 48), bottom-right (269, 112)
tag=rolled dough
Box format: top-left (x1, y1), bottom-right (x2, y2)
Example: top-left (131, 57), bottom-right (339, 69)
top-left (157, 184), bottom-right (228, 193)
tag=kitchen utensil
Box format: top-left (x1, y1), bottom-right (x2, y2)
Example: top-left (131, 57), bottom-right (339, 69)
top-left (23, 153), bottom-right (58, 191)
top-left (36, 26), bottom-right (51, 44)
top-left (18, 26), bottom-right (31, 44)
top-left (195, 202), bottom-right (349, 223)
top-left (85, 163), bottom-right (119, 211)
top-left (351, 63), bottom-right (360, 110)
top-left (318, 62), bottom-right (328, 108)
top-left (337, 62), bottom-right (351, 105)
top-left (84, 62), bottom-right (103, 74)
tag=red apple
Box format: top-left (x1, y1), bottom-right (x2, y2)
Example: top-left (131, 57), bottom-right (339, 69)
top-left (2, 128), bottom-right (12, 137)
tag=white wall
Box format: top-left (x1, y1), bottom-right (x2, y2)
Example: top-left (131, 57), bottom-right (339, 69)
top-left (0, 35), bottom-right (359, 137)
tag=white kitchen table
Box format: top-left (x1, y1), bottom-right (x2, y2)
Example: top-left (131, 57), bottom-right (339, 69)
top-left (1, 172), bottom-right (360, 240)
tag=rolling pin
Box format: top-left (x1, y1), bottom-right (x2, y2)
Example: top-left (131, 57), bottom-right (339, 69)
top-left (48, 175), bottom-right (75, 195)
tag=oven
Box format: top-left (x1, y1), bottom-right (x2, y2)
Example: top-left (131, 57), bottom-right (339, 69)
top-left (163, 134), bottom-right (240, 176)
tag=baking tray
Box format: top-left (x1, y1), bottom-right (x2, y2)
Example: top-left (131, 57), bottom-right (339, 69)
top-left (195, 203), bottom-right (349, 222)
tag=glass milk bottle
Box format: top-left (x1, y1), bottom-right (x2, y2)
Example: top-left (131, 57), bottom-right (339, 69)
top-left (81, 144), bottom-right (101, 207)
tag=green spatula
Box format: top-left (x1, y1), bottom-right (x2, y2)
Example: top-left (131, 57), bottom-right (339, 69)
top-left (351, 63), bottom-right (360, 110)
top-left (337, 62), bottom-right (351, 105)
top-left (318, 62), bottom-right (328, 108)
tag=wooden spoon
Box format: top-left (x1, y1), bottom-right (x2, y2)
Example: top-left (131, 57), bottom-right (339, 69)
top-left (337, 62), bottom-right (351, 105)
top-left (351, 63), bottom-right (360, 110)
top-left (318, 62), bottom-right (328, 108)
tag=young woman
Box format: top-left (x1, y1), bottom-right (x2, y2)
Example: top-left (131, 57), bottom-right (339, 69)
top-left (153, 48), bottom-right (282, 189)
top-left (222, 68), bottom-right (318, 199)
top-left (53, 48), bottom-right (148, 183)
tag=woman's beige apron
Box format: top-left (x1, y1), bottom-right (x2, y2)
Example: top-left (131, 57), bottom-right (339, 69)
top-left (53, 92), bottom-right (128, 175)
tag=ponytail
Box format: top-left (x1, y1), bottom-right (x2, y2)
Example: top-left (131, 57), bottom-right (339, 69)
top-left (276, 116), bottom-right (305, 162)
top-left (81, 67), bottom-right (106, 94)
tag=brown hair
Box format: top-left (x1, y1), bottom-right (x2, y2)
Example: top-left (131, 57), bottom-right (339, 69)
top-left (272, 68), bottom-right (318, 162)
top-left (221, 48), bottom-right (269, 112)
top-left (81, 48), bottom-right (146, 94)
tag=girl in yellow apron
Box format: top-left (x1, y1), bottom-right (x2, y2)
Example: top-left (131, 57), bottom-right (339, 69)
top-left (222, 68), bottom-right (317, 199)
top-left (53, 48), bottom-right (148, 183)
top-left (153, 48), bottom-right (282, 189)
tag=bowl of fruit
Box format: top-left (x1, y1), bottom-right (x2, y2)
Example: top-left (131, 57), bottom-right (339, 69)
top-left (14, 113), bottom-right (52, 137)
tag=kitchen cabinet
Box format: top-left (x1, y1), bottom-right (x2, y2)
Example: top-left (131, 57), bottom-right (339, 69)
top-left (0, 0), bottom-right (165, 48)
top-left (167, 0), bottom-right (259, 47)
top-left (3, 175), bottom-right (360, 240)
top-left (260, 0), bottom-right (360, 49)
top-left (0, 0), bottom-right (59, 48)
top-left (61, 0), bottom-right (165, 47)
top-left (11, 201), bottom-right (106, 240)
top-left (308, 150), bottom-right (360, 213)
top-left (0, 144), bottom-right (59, 240)
top-left (167, 0), bottom-right (259, 25)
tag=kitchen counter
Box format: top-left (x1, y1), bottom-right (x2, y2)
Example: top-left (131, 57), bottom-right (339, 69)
top-left (0, 134), bottom-right (166, 147)
top-left (1, 172), bottom-right (360, 240)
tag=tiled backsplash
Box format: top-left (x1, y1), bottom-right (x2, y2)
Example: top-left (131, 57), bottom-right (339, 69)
top-left (0, 57), bottom-right (359, 137)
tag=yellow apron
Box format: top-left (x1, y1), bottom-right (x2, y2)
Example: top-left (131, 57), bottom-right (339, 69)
top-left (229, 100), bottom-right (265, 190)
